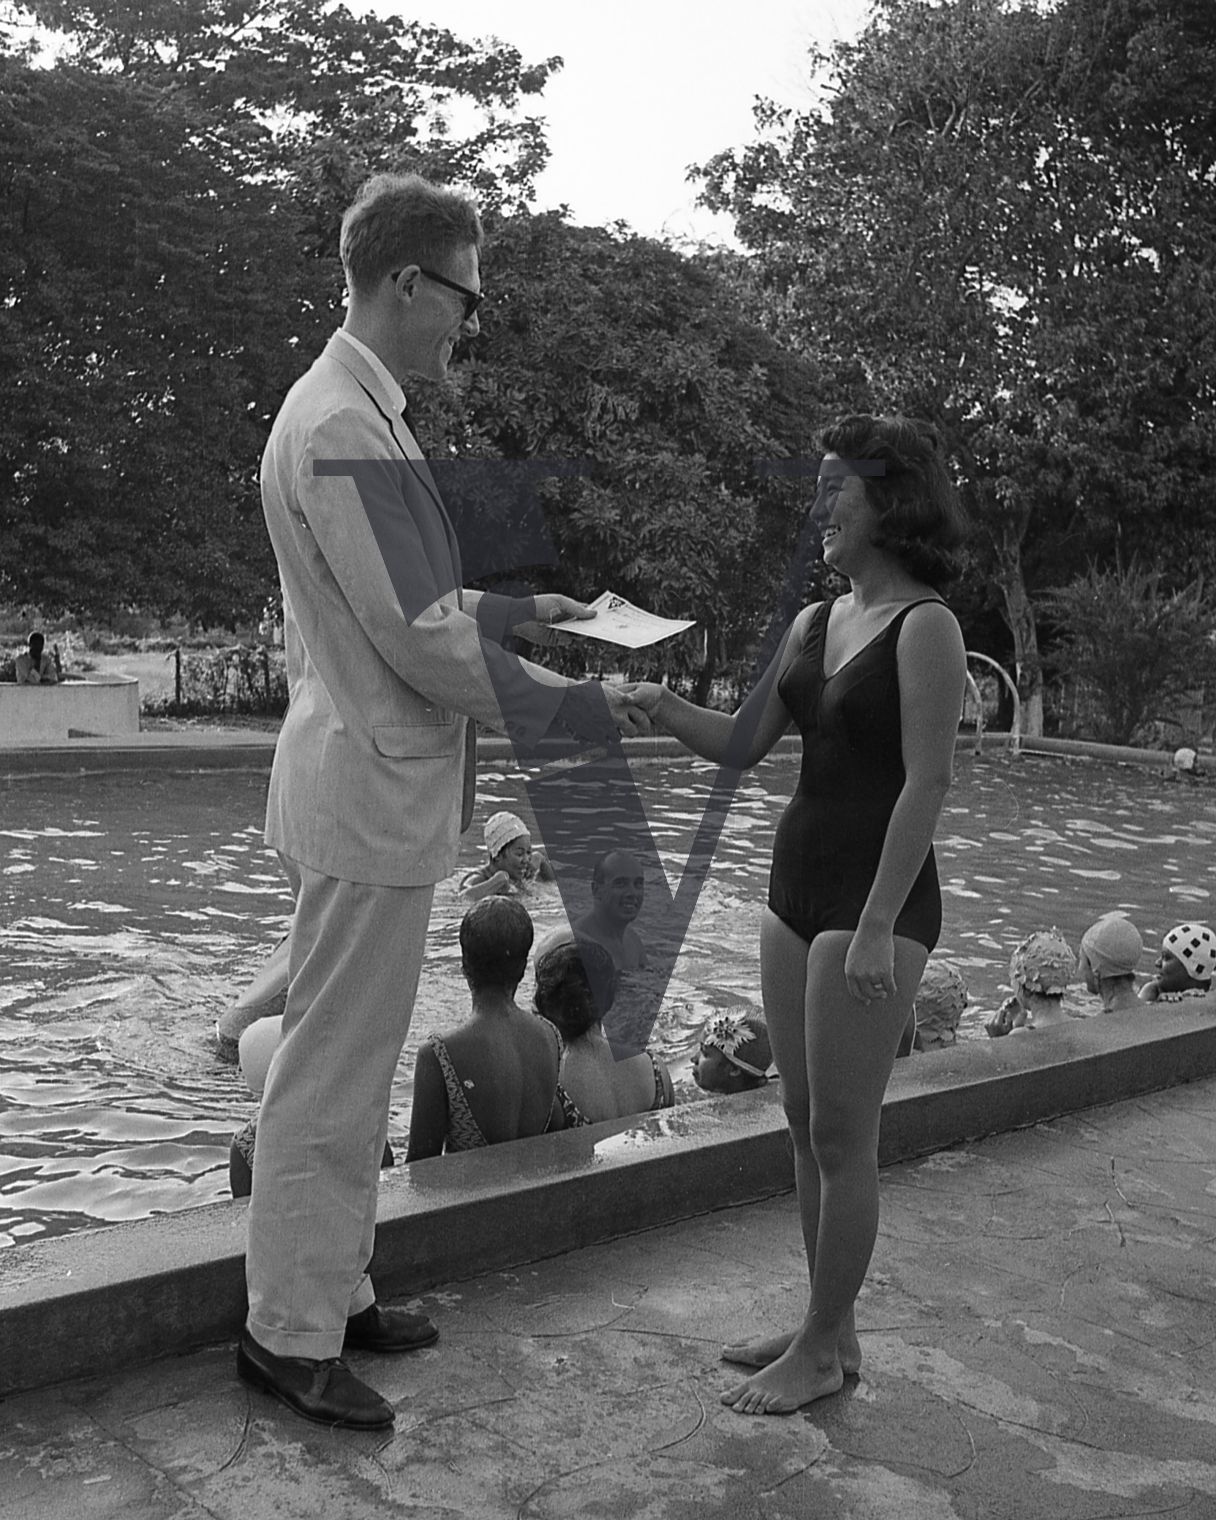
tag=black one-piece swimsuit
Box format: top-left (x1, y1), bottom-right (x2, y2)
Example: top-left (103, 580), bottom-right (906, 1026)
top-left (767, 598), bottom-right (942, 951)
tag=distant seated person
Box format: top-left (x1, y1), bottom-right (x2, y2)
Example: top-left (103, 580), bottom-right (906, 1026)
top-left (1078, 913), bottom-right (1143, 1014)
top-left (14, 632), bottom-right (57, 685)
top-left (228, 1014), bottom-right (393, 1197)
top-left (911, 957), bottom-right (968, 1050)
top-left (692, 1010), bottom-right (773, 1094)
top-left (458, 810), bottom-right (555, 903)
top-left (406, 897), bottom-right (569, 1159)
top-left (1139, 922), bottom-right (1215, 1004)
top-left (985, 927), bottom-right (1075, 1037)
top-left (533, 940), bottom-right (674, 1122)
top-left (533, 849), bottom-right (648, 973)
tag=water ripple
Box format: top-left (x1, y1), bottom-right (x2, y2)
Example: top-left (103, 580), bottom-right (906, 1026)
top-left (1, 753), bottom-right (1214, 1243)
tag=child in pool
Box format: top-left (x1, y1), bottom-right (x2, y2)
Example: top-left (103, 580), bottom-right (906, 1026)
top-left (458, 810), bottom-right (555, 903)
top-left (692, 1010), bottom-right (774, 1093)
top-left (985, 928), bottom-right (1075, 1036)
top-left (1078, 913), bottom-right (1143, 1014)
top-left (228, 1016), bottom-right (393, 1197)
top-left (1139, 923), bottom-right (1215, 1003)
top-left (911, 958), bottom-right (968, 1049)
top-left (533, 941), bottom-right (674, 1121)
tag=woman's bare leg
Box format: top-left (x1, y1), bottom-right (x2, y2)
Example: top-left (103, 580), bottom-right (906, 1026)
top-left (723, 929), bottom-right (927, 1415)
top-left (721, 912), bottom-right (861, 1375)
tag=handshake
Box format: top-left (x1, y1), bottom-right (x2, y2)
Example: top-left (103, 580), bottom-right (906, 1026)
top-left (606, 681), bottom-right (664, 739)
top-left (552, 680), bottom-right (664, 744)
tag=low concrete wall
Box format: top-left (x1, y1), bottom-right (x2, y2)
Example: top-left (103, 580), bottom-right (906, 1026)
top-left (0, 675), bottom-right (139, 742)
top-left (3, 1004), bottom-right (1215, 1399)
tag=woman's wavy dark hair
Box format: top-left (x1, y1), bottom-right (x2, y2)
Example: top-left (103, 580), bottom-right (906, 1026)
top-left (820, 414), bottom-right (968, 591)
top-left (533, 940), bottom-right (619, 1041)
top-left (459, 897), bottom-right (533, 993)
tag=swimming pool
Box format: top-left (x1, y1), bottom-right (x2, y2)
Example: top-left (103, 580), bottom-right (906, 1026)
top-left (2, 750), bottom-right (1213, 1245)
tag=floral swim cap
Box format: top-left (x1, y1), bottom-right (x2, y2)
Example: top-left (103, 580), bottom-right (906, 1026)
top-left (914, 958), bottom-right (968, 1045)
top-left (1162, 923), bottom-right (1216, 983)
top-left (700, 1011), bottom-right (773, 1078)
top-left (1009, 928), bottom-right (1075, 996)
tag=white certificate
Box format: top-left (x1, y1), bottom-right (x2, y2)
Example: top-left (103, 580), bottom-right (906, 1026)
top-left (551, 591), bottom-right (696, 649)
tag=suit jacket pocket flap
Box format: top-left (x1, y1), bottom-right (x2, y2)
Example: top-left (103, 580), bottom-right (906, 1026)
top-left (373, 721), bottom-right (458, 759)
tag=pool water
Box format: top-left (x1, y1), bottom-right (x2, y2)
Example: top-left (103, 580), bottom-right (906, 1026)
top-left (1, 751), bottom-right (1214, 1245)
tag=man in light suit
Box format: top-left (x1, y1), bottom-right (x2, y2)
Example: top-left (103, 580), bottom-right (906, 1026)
top-left (239, 172), bottom-right (645, 1430)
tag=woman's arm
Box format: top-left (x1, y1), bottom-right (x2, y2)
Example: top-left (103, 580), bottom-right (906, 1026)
top-left (846, 603), bottom-right (967, 1001)
top-left (459, 869), bottom-right (509, 904)
top-left (638, 606), bottom-right (814, 767)
top-left (405, 1043), bottom-right (449, 1161)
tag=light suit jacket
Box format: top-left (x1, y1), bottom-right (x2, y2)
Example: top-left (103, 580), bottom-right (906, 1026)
top-left (261, 332), bottom-right (568, 886)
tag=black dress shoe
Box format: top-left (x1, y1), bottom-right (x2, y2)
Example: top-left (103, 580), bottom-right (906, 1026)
top-left (236, 1329), bottom-right (394, 1429)
top-left (344, 1302), bottom-right (439, 1353)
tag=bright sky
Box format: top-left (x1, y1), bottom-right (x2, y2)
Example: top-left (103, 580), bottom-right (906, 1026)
top-left (365, 0), bottom-right (876, 244)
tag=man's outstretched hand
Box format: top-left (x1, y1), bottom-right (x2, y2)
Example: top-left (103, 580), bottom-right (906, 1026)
top-left (604, 682), bottom-right (653, 738)
top-left (513, 594), bottom-right (596, 645)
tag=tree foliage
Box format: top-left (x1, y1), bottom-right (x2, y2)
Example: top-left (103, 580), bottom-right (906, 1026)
top-left (694, 0), bottom-right (1216, 733)
top-left (442, 215), bottom-right (834, 699)
top-left (1041, 561), bottom-right (1216, 746)
top-left (0, 0), bottom-right (562, 622)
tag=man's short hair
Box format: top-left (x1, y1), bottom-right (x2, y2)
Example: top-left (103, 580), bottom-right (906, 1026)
top-left (339, 173), bottom-right (483, 298)
top-left (591, 850), bottom-right (643, 891)
top-left (28, 632), bottom-right (44, 655)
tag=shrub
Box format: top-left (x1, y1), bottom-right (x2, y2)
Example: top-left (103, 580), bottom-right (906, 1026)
top-left (1041, 561), bottom-right (1216, 747)
top-left (143, 643), bottom-right (287, 717)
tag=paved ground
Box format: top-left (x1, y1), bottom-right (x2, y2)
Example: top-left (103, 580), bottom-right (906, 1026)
top-left (3, 1078), bottom-right (1216, 1520)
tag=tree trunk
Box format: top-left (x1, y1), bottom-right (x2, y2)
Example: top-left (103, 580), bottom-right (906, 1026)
top-left (693, 623), bottom-right (719, 708)
top-left (992, 514), bottom-right (1044, 737)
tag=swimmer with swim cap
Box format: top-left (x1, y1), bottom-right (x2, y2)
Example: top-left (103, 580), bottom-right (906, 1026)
top-left (1078, 914), bottom-right (1143, 1014)
top-left (1140, 923), bottom-right (1215, 1003)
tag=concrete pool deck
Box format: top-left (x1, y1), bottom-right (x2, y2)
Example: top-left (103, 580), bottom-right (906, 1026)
top-left (3, 1001), bottom-right (1216, 1403)
top-left (2, 1076), bottom-right (1215, 1520)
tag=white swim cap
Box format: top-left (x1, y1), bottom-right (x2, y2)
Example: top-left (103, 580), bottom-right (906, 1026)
top-left (239, 1015), bottom-right (283, 1097)
top-left (1162, 923), bottom-right (1216, 983)
top-left (484, 810), bottom-right (529, 859)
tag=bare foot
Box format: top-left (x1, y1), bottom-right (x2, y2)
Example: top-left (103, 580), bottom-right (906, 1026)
top-left (721, 1341), bottom-right (844, 1416)
top-left (723, 1309), bottom-right (861, 1377)
top-left (721, 1329), bottom-right (795, 1369)
top-left (838, 1308), bottom-right (862, 1377)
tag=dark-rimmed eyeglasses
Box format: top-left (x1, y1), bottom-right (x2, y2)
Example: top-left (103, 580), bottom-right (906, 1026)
top-left (391, 267), bottom-right (483, 322)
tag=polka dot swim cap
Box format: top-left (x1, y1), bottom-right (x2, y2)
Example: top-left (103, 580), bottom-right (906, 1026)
top-left (1162, 924), bottom-right (1216, 983)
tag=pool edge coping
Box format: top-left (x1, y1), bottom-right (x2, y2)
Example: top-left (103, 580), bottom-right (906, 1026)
top-left (0, 730), bottom-right (1198, 774)
top-left (3, 1005), bottom-right (1215, 1399)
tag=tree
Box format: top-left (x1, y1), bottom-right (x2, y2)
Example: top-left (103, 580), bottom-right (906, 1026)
top-left (431, 214), bottom-right (835, 700)
top-left (0, 1), bottom-right (566, 621)
top-left (1041, 561), bottom-right (1216, 745)
top-left (0, 59), bottom-right (309, 621)
top-left (694, 0), bottom-right (1216, 733)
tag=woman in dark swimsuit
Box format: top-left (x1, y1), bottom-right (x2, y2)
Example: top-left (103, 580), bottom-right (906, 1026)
top-left (632, 415), bottom-right (967, 1415)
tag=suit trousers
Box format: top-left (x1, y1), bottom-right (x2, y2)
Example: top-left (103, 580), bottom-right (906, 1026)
top-left (244, 852), bottom-right (435, 1359)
